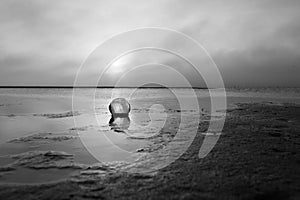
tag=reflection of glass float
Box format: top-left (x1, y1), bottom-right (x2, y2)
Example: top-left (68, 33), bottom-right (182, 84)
top-left (109, 98), bottom-right (131, 116)
top-left (109, 116), bottom-right (130, 133)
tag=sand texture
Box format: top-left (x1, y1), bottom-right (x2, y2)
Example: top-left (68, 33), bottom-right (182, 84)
top-left (0, 102), bottom-right (299, 199)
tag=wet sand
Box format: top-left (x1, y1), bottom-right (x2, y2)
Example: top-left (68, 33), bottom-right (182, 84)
top-left (0, 102), bottom-right (299, 199)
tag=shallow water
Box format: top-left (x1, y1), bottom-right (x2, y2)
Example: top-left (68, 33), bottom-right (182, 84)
top-left (0, 88), bottom-right (299, 184)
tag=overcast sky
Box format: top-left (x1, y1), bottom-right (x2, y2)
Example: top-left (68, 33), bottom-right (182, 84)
top-left (0, 0), bottom-right (299, 87)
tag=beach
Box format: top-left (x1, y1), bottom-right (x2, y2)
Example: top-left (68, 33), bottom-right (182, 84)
top-left (0, 88), bottom-right (299, 199)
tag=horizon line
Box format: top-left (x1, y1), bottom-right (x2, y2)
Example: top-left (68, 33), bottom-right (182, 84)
top-left (0, 86), bottom-right (209, 89)
top-left (0, 86), bottom-right (297, 89)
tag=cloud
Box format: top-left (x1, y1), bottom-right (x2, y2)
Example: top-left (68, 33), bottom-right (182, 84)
top-left (214, 45), bottom-right (300, 87)
top-left (0, 0), bottom-right (299, 87)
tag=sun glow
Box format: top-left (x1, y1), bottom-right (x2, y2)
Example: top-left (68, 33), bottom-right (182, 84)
top-left (107, 57), bottom-right (129, 74)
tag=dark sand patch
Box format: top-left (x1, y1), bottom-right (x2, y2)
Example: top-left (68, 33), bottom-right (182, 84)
top-left (69, 125), bottom-right (94, 132)
top-left (0, 102), bottom-right (299, 199)
top-left (8, 132), bottom-right (75, 144)
top-left (0, 165), bottom-right (15, 173)
top-left (10, 151), bottom-right (76, 170)
top-left (6, 114), bottom-right (17, 118)
top-left (0, 150), bottom-right (122, 185)
top-left (8, 151), bottom-right (118, 171)
top-left (34, 111), bottom-right (80, 119)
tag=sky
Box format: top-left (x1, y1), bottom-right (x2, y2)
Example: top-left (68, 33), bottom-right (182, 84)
top-left (0, 0), bottom-right (299, 87)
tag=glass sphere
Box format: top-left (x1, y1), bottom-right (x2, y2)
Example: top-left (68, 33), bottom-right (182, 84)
top-left (109, 98), bottom-right (130, 116)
